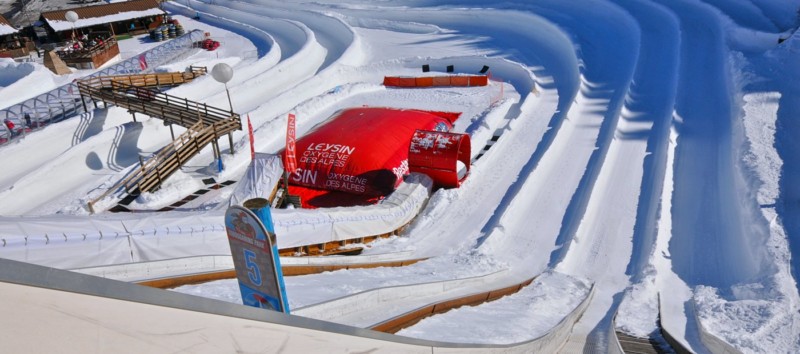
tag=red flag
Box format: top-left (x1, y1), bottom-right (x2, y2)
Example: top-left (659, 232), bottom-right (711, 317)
top-left (138, 54), bottom-right (147, 70)
top-left (284, 113), bottom-right (297, 173)
top-left (247, 114), bottom-right (255, 161)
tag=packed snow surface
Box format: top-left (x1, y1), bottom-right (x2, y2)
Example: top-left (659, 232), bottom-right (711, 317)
top-left (1, 0), bottom-right (800, 352)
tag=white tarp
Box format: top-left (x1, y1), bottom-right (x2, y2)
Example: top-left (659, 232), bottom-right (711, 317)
top-left (227, 153), bottom-right (284, 207)
top-left (0, 211), bottom-right (227, 269)
top-left (0, 155), bottom-right (432, 271)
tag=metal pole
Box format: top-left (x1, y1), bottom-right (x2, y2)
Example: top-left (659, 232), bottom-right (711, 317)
top-left (283, 171), bottom-right (290, 207)
top-left (225, 83), bottom-right (233, 112)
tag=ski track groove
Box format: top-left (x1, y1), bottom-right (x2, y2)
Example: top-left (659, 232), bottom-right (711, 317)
top-left (1, 0), bottom-right (797, 351)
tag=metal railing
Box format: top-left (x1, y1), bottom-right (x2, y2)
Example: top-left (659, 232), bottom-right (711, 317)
top-left (0, 29), bottom-right (207, 145)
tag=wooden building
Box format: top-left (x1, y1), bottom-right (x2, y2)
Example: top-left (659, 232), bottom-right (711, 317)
top-left (39, 0), bottom-right (166, 69)
top-left (0, 15), bottom-right (36, 58)
top-left (40, 0), bottom-right (166, 42)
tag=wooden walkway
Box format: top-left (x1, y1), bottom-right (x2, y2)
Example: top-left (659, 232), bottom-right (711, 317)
top-left (105, 66), bottom-right (208, 89)
top-left (78, 71), bottom-right (241, 213)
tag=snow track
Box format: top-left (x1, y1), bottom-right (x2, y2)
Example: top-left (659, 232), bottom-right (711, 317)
top-left (1, 0), bottom-right (799, 352)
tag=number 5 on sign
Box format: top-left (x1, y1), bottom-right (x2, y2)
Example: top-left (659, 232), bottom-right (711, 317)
top-left (243, 249), bottom-right (262, 286)
top-left (225, 204), bottom-right (289, 313)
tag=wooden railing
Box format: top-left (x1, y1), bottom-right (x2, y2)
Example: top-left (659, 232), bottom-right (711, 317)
top-left (87, 118), bottom-right (240, 213)
top-left (56, 37), bottom-right (119, 61)
top-left (107, 66), bottom-right (207, 88)
top-left (133, 119), bottom-right (240, 193)
top-left (77, 77), bottom-right (238, 129)
top-left (80, 75), bottom-right (241, 213)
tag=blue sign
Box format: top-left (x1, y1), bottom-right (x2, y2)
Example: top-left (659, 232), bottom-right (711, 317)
top-left (225, 203), bottom-right (289, 313)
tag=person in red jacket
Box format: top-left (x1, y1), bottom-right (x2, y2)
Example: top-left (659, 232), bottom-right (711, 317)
top-left (4, 119), bottom-right (19, 137)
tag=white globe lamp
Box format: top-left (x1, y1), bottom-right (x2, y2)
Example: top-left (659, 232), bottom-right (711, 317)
top-left (212, 63), bottom-right (234, 111)
top-left (65, 11), bottom-right (79, 41)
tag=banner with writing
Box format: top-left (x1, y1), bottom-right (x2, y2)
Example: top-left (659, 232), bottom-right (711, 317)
top-left (284, 113), bottom-right (297, 174)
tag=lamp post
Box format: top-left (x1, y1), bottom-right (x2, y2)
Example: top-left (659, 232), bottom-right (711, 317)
top-left (212, 63), bottom-right (234, 112)
top-left (65, 11), bottom-right (78, 42)
top-left (211, 63), bottom-right (236, 171)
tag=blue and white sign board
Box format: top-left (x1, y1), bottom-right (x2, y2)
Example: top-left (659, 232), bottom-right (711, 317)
top-left (225, 204), bottom-right (289, 313)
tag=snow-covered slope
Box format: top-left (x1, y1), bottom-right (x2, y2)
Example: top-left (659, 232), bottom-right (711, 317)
top-left (1, 0), bottom-right (799, 352)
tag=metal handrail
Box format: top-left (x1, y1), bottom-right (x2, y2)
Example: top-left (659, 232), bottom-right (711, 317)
top-left (0, 30), bottom-right (206, 127)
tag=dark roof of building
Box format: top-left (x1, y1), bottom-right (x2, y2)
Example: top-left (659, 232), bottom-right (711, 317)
top-left (0, 14), bottom-right (19, 35)
top-left (0, 15), bottom-right (12, 27)
top-left (40, 0), bottom-right (162, 22)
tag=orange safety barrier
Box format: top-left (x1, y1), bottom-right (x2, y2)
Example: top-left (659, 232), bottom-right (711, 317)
top-left (432, 76), bottom-right (451, 86)
top-left (383, 75), bottom-right (489, 88)
top-left (397, 77), bottom-right (417, 87)
top-left (415, 77), bottom-right (434, 87)
top-left (469, 75), bottom-right (488, 86)
top-left (449, 76), bottom-right (470, 86)
top-left (383, 76), bottom-right (401, 86)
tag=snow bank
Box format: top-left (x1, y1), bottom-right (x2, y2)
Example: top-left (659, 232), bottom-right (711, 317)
top-left (396, 271), bottom-right (591, 344)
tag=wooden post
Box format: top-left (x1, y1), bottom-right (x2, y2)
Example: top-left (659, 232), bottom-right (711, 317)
top-left (155, 167), bottom-right (163, 191)
top-left (228, 132), bottom-right (234, 155)
top-left (169, 124), bottom-right (175, 140)
top-left (195, 102), bottom-right (203, 129)
top-left (80, 94), bottom-right (87, 113)
top-left (212, 140), bottom-right (220, 159)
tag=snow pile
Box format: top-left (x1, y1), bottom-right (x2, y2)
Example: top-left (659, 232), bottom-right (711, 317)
top-left (689, 25), bottom-right (800, 354)
top-left (0, 59), bottom-right (35, 88)
top-left (0, 59), bottom-right (74, 108)
top-left (615, 277), bottom-right (660, 338)
top-left (695, 285), bottom-right (797, 353)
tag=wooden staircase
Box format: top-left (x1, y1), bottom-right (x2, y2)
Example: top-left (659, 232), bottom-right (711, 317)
top-left (80, 73), bottom-right (241, 213)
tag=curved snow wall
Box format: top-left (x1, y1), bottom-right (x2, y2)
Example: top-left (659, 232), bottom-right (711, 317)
top-left (383, 75), bottom-right (488, 87)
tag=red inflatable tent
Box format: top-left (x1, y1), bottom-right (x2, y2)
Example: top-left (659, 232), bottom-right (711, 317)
top-left (408, 130), bottom-right (471, 188)
top-left (282, 107), bottom-right (461, 208)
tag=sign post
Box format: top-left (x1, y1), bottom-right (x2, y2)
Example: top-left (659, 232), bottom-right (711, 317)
top-left (283, 113), bottom-right (298, 203)
top-left (225, 198), bottom-right (289, 313)
top-left (138, 54), bottom-right (148, 71)
top-left (247, 114), bottom-right (255, 161)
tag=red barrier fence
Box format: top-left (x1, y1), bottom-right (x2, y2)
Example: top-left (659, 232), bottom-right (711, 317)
top-left (383, 75), bottom-right (489, 88)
